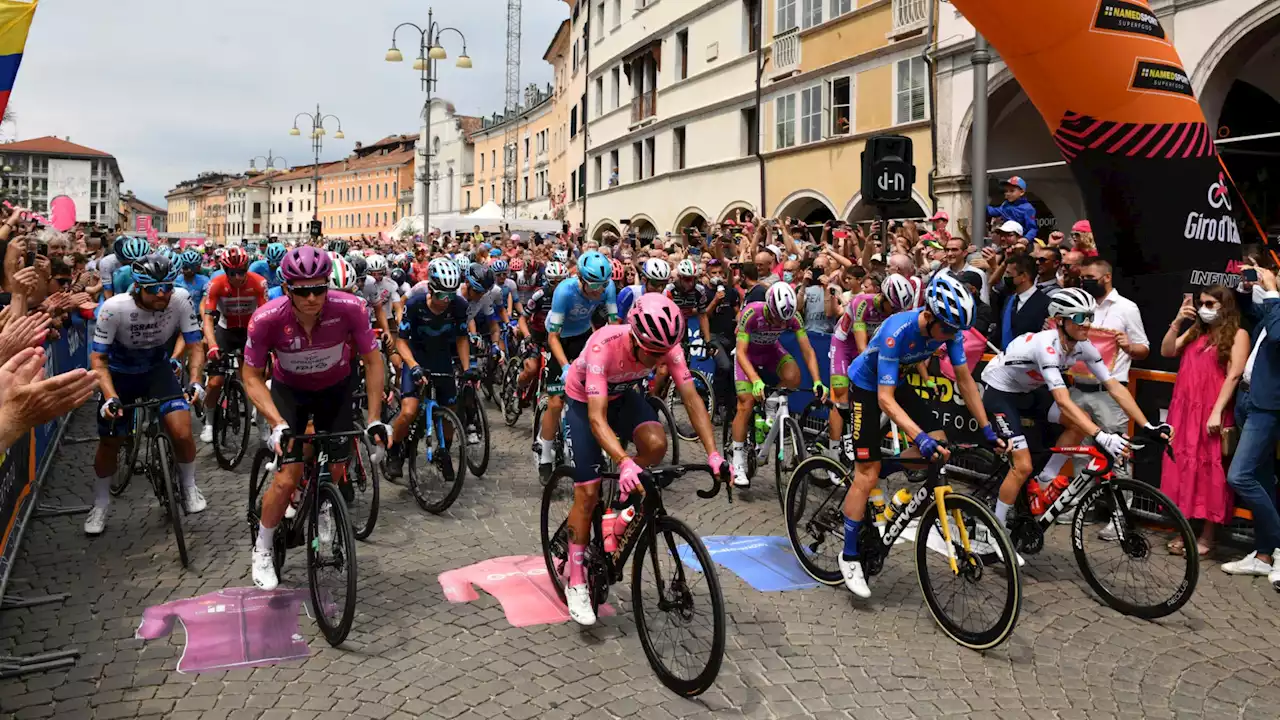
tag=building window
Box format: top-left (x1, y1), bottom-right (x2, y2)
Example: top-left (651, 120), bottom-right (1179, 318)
top-left (800, 85), bottom-right (822, 144)
top-left (594, 156), bottom-right (603, 191)
top-left (675, 29), bottom-right (689, 81)
top-left (570, 106), bottom-right (579, 138)
top-left (612, 0), bottom-right (621, 28)
top-left (480, 154), bottom-right (485, 171)
top-left (830, 0), bottom-right (852, 17)
top-left (596, 1), bottom-right (605, 39)
top-left (775, 95), bottom-right (796, 149)
top-left (492, 150), bottom-right (496, 168)
top-left (644, 137), bottom-right (655, 178)
top-left (632, 142), bottom-right (643, 181)
top-left (673, 126), bottom-right (686, 170)
top-left (611, 67), bottom-right (621, 109)
top-left (777, 0), bottom-right (797, 32)
top-left (829, 76), bottom-right (852, 136)
top-left (570, 170), bottom-right (578, 201)
top-left (595, 77), bottom-right (604, 116)
top-left (896, 57), bottom-right (927, 123)
top-left (609, 149), bottom-right (619, 186)
top-left (481, 187), bottom-right (485, 204)
top-left (801, 0), bottom-right (822, 29)
top-left (572, 39), bottom-right (579, 74)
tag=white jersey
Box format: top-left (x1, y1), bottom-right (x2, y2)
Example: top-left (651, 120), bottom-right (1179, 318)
top-left (98, 254), bottom-right (122, 292)
top-left (92, 289), bottom-right (202, 374)
top-left (462, 286), bottom-right (502, 324)
top-left (982, 329), bottom-right (1111, 393)
top-left (362, 276), bottom-right (400, 316)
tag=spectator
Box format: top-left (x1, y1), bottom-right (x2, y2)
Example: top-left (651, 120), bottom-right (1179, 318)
top-left (753, 250), bottom-right (778, 289)
top-left (740, 260), bottom-right (765, 305)
top-left (995, 253), bottom-right (1051, 349)
top-left (987, 176), bottom-right (1038, 241)
top-left (957, 270), bottom-right (994, 338)
top-left (0, 334), bottom-right (98, 458)
top-left (797, 266), bottom-right (836, 334)
top-left (928, 210), bottom-right (952, 243)
top-left (1071, 220), bottom-right (1098, 256)
top-left (940, 236), bottom-right (990, 304)
top-left (1045, 230), bottom-right (1068, 250)
top-left (1033, 245), bottom-right (1062, 293)
top-left (1060, 249), bottom-right (1085, 288)
top-left (1160, 286), bottom-right (1248, 557)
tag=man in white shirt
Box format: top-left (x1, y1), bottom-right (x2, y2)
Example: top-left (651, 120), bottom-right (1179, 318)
top-left (1069, 258), bottom-right (1149, 438)
top-left (940, 236), bottom-right (990, 304)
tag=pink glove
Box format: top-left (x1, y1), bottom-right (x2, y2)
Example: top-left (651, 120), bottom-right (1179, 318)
top-left (618, 458), bottom-right (643, 498)
top-left (707, 451), bottom-right (727, 478)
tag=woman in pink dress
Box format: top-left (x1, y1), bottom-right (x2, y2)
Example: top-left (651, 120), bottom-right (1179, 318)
top-left (1159, 285), bottom-right (1249, 556)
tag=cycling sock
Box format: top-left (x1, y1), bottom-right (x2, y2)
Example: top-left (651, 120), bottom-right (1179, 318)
top-left (256, 523), bottom-right (275, 553)
top-left (568, 542), bottom-right (587, 586)
top-left (538, 438), bottom-right (555, 464)
top-left (995, 500), bottom-right (1012, 527)
top-left (841, 516), bottom-right (860, 562)
top-left (93, 474), bottom-right (111, 508)
top-left (732, 441), bottom-right (745, 468)
top-left (178, 462), bottom-right (197, 492)
top-left (1037, 455), bottom-right (1068, 485)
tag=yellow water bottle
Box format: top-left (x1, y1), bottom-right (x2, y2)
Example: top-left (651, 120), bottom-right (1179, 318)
top-left (869, 488), bottom-right (888, 524)
top-left (882, 489), bottom-right (912, 522)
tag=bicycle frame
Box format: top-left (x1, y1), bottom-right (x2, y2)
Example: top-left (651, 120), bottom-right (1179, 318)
top-left (754, 392), bottom-right (793, 463)
top-left (1024, 445), bottom-right (1114, 530)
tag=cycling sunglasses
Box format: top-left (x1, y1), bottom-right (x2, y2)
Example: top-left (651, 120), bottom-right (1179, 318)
top-left (583, 280), bottom-right (608, 291)
top-left (288, 284), bottom-right (329, 297)
top-left (431, 290), bottom-right (454, 300)
top-left (1063, 312), bottom-right (1094, 325)
top-left (225, 269), bottom-right (248, 277)
top-left (140, 282), bottom-right (173, 294)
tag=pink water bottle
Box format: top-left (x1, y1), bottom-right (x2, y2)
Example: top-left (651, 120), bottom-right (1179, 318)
top-left (602, 506), bottom-right (637, 553)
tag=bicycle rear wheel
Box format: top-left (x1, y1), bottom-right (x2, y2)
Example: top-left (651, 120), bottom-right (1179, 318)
top-left (460, 385), bottom-right (491, 476)
top-left (666, 369), bottom-right (714, 442)
top-left (783, 455), bottom-right (849, 585)
top-left (347, 437), bottom-right (380, 541)
top-left (539, 466), bottom-right (578, 604)
top-left (213, 380), bottom-right (251, 471)
top-left (1072, 477), bottom-right (1198, 619)
top-left (632, 515), bottom-right (726, 697)
top-left (646, 396), bottom-right (680, 466)
top-left (773, 416), bottom-right (806, 509)
top-left (408, 407), bottom-right (468, 513)
top-left (915, 493), bottom-right (1021, 650)
top-left (156, 436), bottom-right (189, 569)
top-left (308, 482), bottom-right (358, 646)
top-left (110, 433), bottom-right (138, 497)
top-left (797, 399), bottom-right (832, 457)
top-left (501, 358), bottom-right (523, 427)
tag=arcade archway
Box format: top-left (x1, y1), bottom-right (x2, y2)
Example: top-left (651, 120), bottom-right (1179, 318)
top-left (626, 214), bottom-right (658, 243)
top-left (673, 207), bottom-right (709, 237)
top-left (591, 220), bottom-right (621, 242)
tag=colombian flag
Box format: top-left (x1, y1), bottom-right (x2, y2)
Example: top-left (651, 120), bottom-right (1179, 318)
top-left (0, 1), bottom-right (36, 124)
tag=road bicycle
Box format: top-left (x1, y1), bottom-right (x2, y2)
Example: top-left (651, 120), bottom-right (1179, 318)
top-left (501, 338), bottom-right (543, 427)
top-left (530, 388), bottom-right (682, 479)
top-left (471, 337), bottom-right (504, 407)
top-left (785, 447), bottom-right (1022, 650)
top-left (661, 353), bottom-right (716, 443)
top-left (540, 462), bottom-right (730, 696)
top-left (457, 366), bottom-right (492, 477)
top-left (211, 350), bottom-right (252, 471)
top-left (949, 434), bottom-right (1197, 619)
top-left (720, 385), bottom-right (805, 503)
top-left (248, 429), bottom-right (362, 646)
top-left (395, 371), bottom-right (468, 513)
top-left (112, 394), bottom-right (195, 568)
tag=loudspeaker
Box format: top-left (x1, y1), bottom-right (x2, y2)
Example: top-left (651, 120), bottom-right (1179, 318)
top-left (861, 135), bottom-right (915, 205)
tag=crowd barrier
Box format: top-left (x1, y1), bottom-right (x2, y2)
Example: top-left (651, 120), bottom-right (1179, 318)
top-left (0, 315), bottom-right (90, 678)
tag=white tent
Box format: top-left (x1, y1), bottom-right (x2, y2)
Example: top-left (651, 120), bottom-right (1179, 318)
top-left (392, 201), bottom-right (563, 237)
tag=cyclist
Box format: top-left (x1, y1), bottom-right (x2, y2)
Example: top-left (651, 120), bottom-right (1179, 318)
top-left (515, 261), bottom-right (567, 401)
top-left (729, 282), bottom-right (827, 487)
top-left (980, 287), bottom-right (1171, 528)
top-left (560, 293), bottom-right (727, 625)
top-left (665, 258), bottom-right (713, 355)
top-left (458, 262), bottom-right (505, 359)
top-left (200, 246), bottom-right (268, 444)
top-left (537, 251), bottom-right (618, 482)
top-left (363, 254), bottom-right (403, 352)
top-left (104, 236), bottom-right (152, 298)
top-left (242, 246), bottom-right (388, 591)
top-left (175, 249), bottom-right (210, 315)
top-left (248, 242), bottom-right (287, 292)
top-left (88, 254), bottom-right (207, 536)
top-left (493, 259), bottom-right (520, 327)
top-left (512, 258), bottom-right (541, 306)
top-left (384, 258), bottom-right (472, 480)
top-left (827, 273), bottom-right (916, 465)
top-left (616, 258), bottom-right (670, 319)
top-left (836, 274), bottom-right (1003, 598)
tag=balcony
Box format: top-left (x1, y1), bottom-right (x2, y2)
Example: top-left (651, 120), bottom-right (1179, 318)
top-left (770, 28), bottom-right (801, 79)
top-left (462, 173), bottom-right (475, 185)
top-left (890, 0), bottom-right (927, 38)
top-left (630, 90), bottom-right (657, 125)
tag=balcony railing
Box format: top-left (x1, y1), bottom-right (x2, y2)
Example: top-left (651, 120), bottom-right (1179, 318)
top-left (891, 0), bottom-right (927, 36)
top-left (630, 90), bottom-right (657, 124)
top-left (770, 27), bottom-right (801, 78)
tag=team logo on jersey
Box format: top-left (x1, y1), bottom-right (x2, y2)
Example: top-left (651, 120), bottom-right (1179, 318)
top-left (885, 337), bottom-right (895, 348)
top-left (1045, 346), bottom-right (1055, 355)
top-left (856, 448), bottom-right (870, 460)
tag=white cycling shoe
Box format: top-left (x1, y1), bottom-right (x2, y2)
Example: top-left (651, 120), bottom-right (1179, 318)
top-left (83, 506), bottom-right (107, 536)
top-left (731, 463), bottom-right (750, 488)
top-left (252, 548), bottom-right (278, 590)
top-left (565, 585), bottom-right (596, 626)
top-left (838, 555), bottom-right (871, 598)
top-left (184, 487), bottom-right (207, 514)
top-left (199, 423), bottom-right (214, 444)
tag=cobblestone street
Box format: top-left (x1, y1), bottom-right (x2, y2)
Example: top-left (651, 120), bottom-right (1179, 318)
top-left (2, 406), bottom-right (1280, 720)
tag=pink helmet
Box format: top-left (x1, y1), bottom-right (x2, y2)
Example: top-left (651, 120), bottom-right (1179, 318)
top-left (280, 246), bottom-right (333, 282)
top-left (628, 293), bottom-right (686, 353)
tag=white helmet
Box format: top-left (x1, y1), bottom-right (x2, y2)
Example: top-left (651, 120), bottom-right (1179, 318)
top-left (675, 258), bottom-right (697, 278)
top-left (765, 282), bottom-right (797, 321)
top-left (367, 254), bottom-right (388, 273)
top-left (544, 261), bottom-right (569, 281)
top-left (641, 258), bottom-right (671, 282)
top-left (427, 257), bottom-right (461, 292)
top-left (329, 258), bottom-right (356, 291)
top-left (882, 274), bottom-right (916, 311)
top-left (553, 249), bottom-right (570, 263)
top-left (1047, 287), bottom-right (1097, 320)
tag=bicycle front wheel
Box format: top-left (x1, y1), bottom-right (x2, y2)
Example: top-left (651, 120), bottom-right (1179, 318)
top-left (773, 416), bottom-right (806, 509)
top-left (631, 515), bottom-right (725, 697)
top-left (784, 455), bottom-right (849, 585)
top-left (213, 380), bottom-right (251, 471)
top-left (157, 435), bottom-right (189, 569)
top-left (308, 482), bottom-right (358, 646)
top-left (408, 407), bottom-right (468, 513)
top-left (1072, 477), bottom-right (1198, 619)
top-left (501, 358), bottom-right (523, 427)
top-left (666, 369), bottom-right (714, 442)
top-left (915, 493), bottom-right (1021, 650)
top-left (539, 466), bottom-right (577, 604)
top-left (347, 437), bottom-right (381, 541)
top-left (110, 434), bottom-right (138, 497)
top-left (461, 386), bottom-right (491, 476)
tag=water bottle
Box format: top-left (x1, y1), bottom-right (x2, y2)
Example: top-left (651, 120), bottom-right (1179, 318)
top-left (869, 488), bottom-right (888, 524)
top-left (882, 489), bottom-right (912, 522)
top-left (602, 505), bottom-right (637, 553)
top-left (753, 415), bottom-right (767, 445)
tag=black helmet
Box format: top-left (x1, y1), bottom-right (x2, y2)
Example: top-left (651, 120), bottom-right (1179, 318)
top-left (346, 254), bottom-right (368, 280)
top-left (465, 263), bottom-right (495, 292)
top-left (328, 239), bottom-right (349, 255)
top-left (390, 267), bottom-right (408, 286)
top-left (131, 253), bottom-right (178, 287)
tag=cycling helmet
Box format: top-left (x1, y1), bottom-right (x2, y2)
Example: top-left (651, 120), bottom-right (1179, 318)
top-left (491, 259), bottom-right (509, 274)
top-left (265, 242), bottom-right (287, 265)
top-left (1047, 287), bottom-right (1097, 320)
top-left (221, 246), bottom-right (250, 271)
top-left (611, 259), bottom-right (625, 281)
top-left (330, 258), bottom-right (356, 291)
top-left (675, 258), bottom-right (697, 278)
top-left (924, 274), bottom-right (975, 330)
top-left (119, 236), bottom-right (151, 263)
top-left (882, 274), bottom-right (916, 311)
top-left (155, 245), bottom-right (175, 261)
top-left (366, 254), bottom-right (388, 273)
top-left (346, 254), bottom-right (368, 280)
top-left (328, 239), bottom-right (349, 255)
top-left (280, 246), bottom-right (333, 282)
top-left (390, 267), bottom-right (408, 286)
top-left (428, 257), bottom-right (461, 292)
top-left (179, 249), bottom-right (203, 270)
top-left (466, 262), bottom-right (495, 292)
top-left (765, 282), bottom-right (798, 322)
top-left (629, 293), bottom-right (687, 353)
top-left (641, 258), bottom-right (671, 283)
top-left (510, 258), bottom-right (524, 273)
top-left (454, 255), bottom-right (472, 273)
top-left (553, 249), bottom-right (570, 263)
top-left (544, 261), bottom-right (568, 282)
top-left (577, 251), bottom-right (612, 285)
top-left (131, 254), bottom-right (178, 287)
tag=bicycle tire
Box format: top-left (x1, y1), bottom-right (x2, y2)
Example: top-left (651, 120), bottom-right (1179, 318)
top-left (773, 416), bottom-right (806, 509)
top-left (460, 385), bottom-right (490, 476)
top-left (539, 466), bottom-right (578, 605)
top-left (666, 369), bottom-right (714, 442)
top-left (1071, 477), bottom-right (1198, 619)
top-left (308, 482), bottom-right (358, 646)
top-left (157, 435), bottom-right (189, 569)
top-left (213, 380), bottom-right (251, 471)
top-left (784, 455), bottom-right (849, 585)
top-left (247, 448), bottom-right (287, 574)
top-left (915, 493), bottom-right (1022, 650)
top-left (501, 359), bottom-right (523, 427)
top-left (631, 514), bottom-right (726, 697)
top-left (109, 434), bottom-right (137, 497)
top-left (347, 437), bottom-right (380, 541)
top-left (645, 395), bottom-right (680, 466)
top-left (797, 399), bottom-right (832, 456)
top-left (407, 406), bottom-right (468, 513)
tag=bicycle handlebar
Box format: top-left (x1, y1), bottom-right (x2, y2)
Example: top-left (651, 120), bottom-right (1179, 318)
top-left (119, 394), bottom-right (189, 412)
top-left (280, 429), bottom-right (367, 443)
top-left (694, 464), bottom-right (733, 503)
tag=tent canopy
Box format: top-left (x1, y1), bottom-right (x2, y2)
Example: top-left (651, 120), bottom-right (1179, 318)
top-left (391, 201), bottom-right (564, 237)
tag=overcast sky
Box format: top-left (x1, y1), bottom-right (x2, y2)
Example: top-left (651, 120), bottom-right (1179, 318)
top-left (9, 0), bottom-right (567, 205)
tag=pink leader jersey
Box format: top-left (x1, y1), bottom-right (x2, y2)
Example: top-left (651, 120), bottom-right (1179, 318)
top-left (245, 292), bottom-right (379, 392)
top-left (564, 324), bottom-right (692, 403)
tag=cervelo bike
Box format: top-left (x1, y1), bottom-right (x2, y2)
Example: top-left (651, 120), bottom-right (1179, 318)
top-left (248, 429), bottom-right (362, 646)
top-left (720, 384), bottom-right (805, 503)
top-left (541, 463), bottom-right (730, 696)
top-left (210, 350), bottom-right (252, 471)
top-left (785, 446), bottom-right (1022, 650)
top-left (110, 394), bottom-right (195, 568)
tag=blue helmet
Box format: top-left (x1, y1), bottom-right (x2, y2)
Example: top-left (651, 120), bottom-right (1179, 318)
top-left (118, 236), bottom-right (151, 264)
top-left (131, 253), bottom-right (178, 286)
top-left (577, 251), bottom-right (612, 285)
top-left (491, 259), bottom-right (509, 274)
top-left (466, 262), bottom-right (495, 292)
top-left (925, 274), bottom-right (975, 331)
top-left (265, 242), bottom-right (287, 265)
top-left (179, 249), bottom-right (203, 269)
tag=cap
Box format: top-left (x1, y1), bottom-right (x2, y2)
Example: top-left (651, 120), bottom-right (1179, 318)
top-left (929, 210), bottom-right (950, 222)
top-left (1001, 176), bottom-right (1027, 191)
top-left (1071, 220), bottom-right (1092, 234)
top-left (998, 220), bottom-right (1025, 236)
top-left (765, 244), bottom-right (783, 260)
top-left (870, 253), bottom-right (885, 263)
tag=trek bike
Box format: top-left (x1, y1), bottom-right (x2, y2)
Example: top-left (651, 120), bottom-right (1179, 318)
top-left (112, 394), bottom-right (197, 568)
top-left (541, 462), bottom-right (730, 696)
top-left (720, 384), bottom-right (805, 503)
top-left (248, 428), bottom-right (363, 646)
top-left (395, 371), bottom-right (468, 513)
top-left (211, 350), bottom-right (252, 471)
top-left (785, 446), bottom-right (1022, 650)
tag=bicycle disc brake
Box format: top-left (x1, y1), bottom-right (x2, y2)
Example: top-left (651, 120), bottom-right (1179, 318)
top-left (1009, 516), bottom-right (1044, 555)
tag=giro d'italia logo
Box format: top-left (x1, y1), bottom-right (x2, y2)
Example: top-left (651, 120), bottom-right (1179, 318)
top-left (1208, 172), bottom-right (1232, 211)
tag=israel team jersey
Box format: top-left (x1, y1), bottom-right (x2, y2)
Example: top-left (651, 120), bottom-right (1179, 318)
top-left (92, 289), bottom-right (203, 374)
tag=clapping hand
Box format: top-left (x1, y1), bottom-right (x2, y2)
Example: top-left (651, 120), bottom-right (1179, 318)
top-left (0, 347), bottom-right (98, 435)
top-left (0, 311), bottom-right (50, 365)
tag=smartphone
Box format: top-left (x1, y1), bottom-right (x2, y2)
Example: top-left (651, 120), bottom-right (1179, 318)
top-left (1182, 292), bottom-right (1193, 305)
top-left (1244, 268), bottom-right (1259, 282)
top-left (25, 248), bottom-right (35, 267)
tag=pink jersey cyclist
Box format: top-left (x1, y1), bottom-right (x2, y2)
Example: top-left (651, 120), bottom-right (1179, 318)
top-left (829, 293), bottom-right (890, 386)
top-left (733, 300), bottom-right (803, 392)
top-left (245, 292), bottom-right (378, 392)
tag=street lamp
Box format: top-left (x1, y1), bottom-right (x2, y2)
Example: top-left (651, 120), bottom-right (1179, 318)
top-left (248, 151), bottom-right (289, 240)
top-left (290, 105), bottom-right (345, 239)
top-left (385, 8), bottom-right (471, 236)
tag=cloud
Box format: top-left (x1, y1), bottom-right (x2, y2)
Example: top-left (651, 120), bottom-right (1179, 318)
top-left (10, 0), bottom-right (568, 205)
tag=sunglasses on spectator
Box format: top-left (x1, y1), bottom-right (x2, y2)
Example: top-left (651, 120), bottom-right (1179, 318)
top-left (140, 283), bottom-right (173, 295)
top-left (54, 277), bottom-right (72, 286)
top-left (288, 284), bottom-right (329, 297)
top-left (1034, 256), bottom-right (1054, 264)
